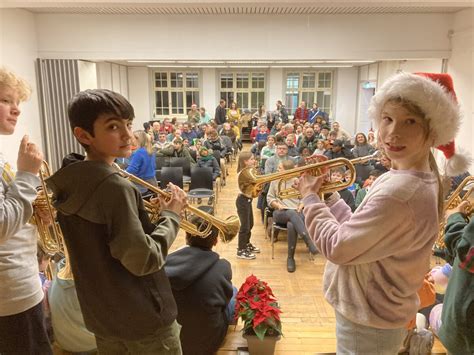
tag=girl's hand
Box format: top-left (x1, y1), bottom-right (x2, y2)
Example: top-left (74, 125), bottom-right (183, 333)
top-left (294, 173), bottom-right (325, 199)
top-left (446, 200), bottom-right (470, 218)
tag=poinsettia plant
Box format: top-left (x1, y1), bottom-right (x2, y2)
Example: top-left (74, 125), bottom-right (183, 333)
top-left (234, 274), bottom-right (282, 340)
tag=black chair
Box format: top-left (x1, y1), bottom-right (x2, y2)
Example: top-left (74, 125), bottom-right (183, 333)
top-left (188, 167), bottom-right (216, 213)
top-left (263, 207), bottom-right (288, 259)
top-left (155, 156), bottom-right (169, 170)
top-left (160, 167), bottom-right (183, 189)
top-left (170, 157), bottom-right (191, 184)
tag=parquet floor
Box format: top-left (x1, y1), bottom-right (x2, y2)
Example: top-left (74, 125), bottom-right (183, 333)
top-left (170, 148), bottom-right (448, 355)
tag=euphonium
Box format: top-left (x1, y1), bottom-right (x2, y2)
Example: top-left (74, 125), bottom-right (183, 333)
top-left (32, 161), bottom-right (64, 255)
top-left (113, 164), bottom-right (240, 243)
top-left (434, 175), bottom-right (474, 251)
top-left (238, 151), bottom-right (380, 199)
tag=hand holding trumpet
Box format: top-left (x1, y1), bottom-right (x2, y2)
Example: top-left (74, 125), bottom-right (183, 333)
top-left (150, 182), bottom-right (188, 216)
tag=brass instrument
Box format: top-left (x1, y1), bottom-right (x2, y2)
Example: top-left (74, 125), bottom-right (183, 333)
top-left (435, 175), bottom-right (474, 251)
top-left (238, 151), bottom-right (380, 199)
top-left (113, 164), bottom-right (240, 243)
top-left (32, 161), bottom-right (64, 255)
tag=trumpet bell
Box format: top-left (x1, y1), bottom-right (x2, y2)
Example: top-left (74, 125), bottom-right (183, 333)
top-left (238, 168), bottom-right (261, 198)
top-left (219, 215), bottom-right (241, 243)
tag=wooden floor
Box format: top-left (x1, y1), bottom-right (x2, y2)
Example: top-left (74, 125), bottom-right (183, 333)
top-left (169, 147), bottom-right (448, 355)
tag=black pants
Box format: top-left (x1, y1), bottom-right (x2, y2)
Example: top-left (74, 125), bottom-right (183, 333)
top-left (236, 194), bottom-right (253, 250)
top-left (0, 301), bottom-right (52, 355)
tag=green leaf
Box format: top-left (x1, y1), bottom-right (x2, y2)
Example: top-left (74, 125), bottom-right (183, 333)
top-left (254, 323), bottom-right (267, 341)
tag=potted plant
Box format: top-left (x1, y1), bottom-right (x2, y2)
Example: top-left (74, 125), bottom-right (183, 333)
top-left (235, 275), bottom-right (282, 355)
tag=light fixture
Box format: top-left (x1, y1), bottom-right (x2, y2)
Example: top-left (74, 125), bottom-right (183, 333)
top-left (147, 65), bottom-right (189, 68)
top-left (129, 60), bottom-right (176, 63)
top-left (176, 60), bottom-right (226, 64)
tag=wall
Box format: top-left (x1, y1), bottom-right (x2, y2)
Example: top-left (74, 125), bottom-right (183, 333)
top-left (35, 13), bottom-right (452, 60)
top-left (96, 62), bottom-right (129, 97)
top-left (448, 8), bottom-right (473, 172)
top-left (0, 9), bottom-right (41, 168)
top-left (78, 60), bottom-right (97, 91)
top-left (333, 67), bottom-right (359, 134)
top-left (127, 66), bottom-right (150, 125)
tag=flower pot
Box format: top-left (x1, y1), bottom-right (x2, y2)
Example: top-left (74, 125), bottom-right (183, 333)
top-left (243, 333), bottom-right (281, 355)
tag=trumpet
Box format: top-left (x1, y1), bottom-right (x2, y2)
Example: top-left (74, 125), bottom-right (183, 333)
top-left (239, 152), bottom-right (380, 199)
top-left (434, 175), bottom-right (474, 251)
top-left (113, 164), bottom-right (240, 243)
top-left (32, 161), bottom-right (64, 255)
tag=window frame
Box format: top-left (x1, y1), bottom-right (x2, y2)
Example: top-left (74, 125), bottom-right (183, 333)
top-left (218, 70), bottom-right (267, 113)
top-left (284, 70), bottom-right (334, 117)
top-left (151, 69), bottom-right (201, 119)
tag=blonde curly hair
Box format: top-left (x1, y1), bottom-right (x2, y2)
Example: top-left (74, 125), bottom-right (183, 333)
top-left (0, 67), bottom-right (31, 102)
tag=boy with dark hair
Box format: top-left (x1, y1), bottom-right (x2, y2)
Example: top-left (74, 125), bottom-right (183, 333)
top-left (165, 223), bottom-right (235, 355)
top-left (46, 89), bottom-right (187, 353)
top-left (0, 67), bottom-right (52, 354)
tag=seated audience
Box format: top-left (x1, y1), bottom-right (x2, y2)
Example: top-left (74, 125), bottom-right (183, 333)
top-left (165, 224), bottom-right (235, 355)
top-left (267, 160), bottom-right (318, 272)
top-left (331, 167), bottom-right (356, 211)
top-left (332, 121), bottom-right (351, 142)
top-left (153, 131), bottom-right (171, 152)
top-left (197, 146), bottom-right (221, 181)
top-left (312, 140), bottom-right (326, 156)
top-left (324, 139), bottom-right (354, 160)
top-left (157, 137), bottom-right (196, 165)
top-left (355, 169), bottom-right (383, 208)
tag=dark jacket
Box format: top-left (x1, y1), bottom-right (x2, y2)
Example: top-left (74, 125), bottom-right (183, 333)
top-left (157, 146), bottom-right (196, 165)
top-left (204, 138), bottom-right (227, 158)
top-left (197, 157), bottom-right (221, 180)
top-left (439, 213), bottom-right (474, 355)
top-left (46, 154), bottom-right (179, 340)
top-left (165, 246), bottom-right (233, 355)
top-left (215, 105), bottom-right (227, 125)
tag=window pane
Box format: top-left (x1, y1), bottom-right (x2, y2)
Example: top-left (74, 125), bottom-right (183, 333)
top-left (236, 92), bottom-right (249, 111)
top-left (186, 91), bottom-right (199, 112)
top-left (318, 72), bottom-right (332, 88)
top-left (171, 72), bottom-right (183, 88)
top-left (155, 72), bottom-right (167, 88)
top-left (220, 73), bottom-right (233, 89)
top-left (220, 91), bottom-right (233, 106)
top-left (251, 92), bottom-right (265, 112)
top-left (186, 73), bottom-right (199, 88)
top-left (236, 73), bottom-right (249, 89)
top-left (301, 92), bottom-right (315, 106)
top-left (155, 90), bottom-right (169, 116)
top-left (302, 73), bottom-right (315, 88)
top-left (285, 92), bottom-right (298, 115)
top-left (171, 92), bottom-right (184, 114)
top-left (252, 73), bottom-right (265, 89)
top-left (286, 73), bottom-right (299, 89)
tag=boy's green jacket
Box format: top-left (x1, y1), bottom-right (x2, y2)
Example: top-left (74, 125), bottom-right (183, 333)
top-left (46, 153), bottom-right (179, 340)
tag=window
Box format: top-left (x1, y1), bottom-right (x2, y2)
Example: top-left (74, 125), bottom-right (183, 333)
top-left (153, 71), bottom-right (200, 117)
top-left (219, 72), bottom-right (265, 112)
top-left (285, 71), bottom-right (333, 116)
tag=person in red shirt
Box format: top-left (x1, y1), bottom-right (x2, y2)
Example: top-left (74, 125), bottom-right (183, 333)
top-left (293, 101), bottom-right (309, 124)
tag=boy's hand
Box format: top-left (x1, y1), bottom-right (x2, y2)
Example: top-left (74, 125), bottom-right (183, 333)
top-left (160, 183), bottom-right (188, 216)
top-left (17, 135), bottom-right (43, 175)
top-left (445, 200), bottom-right (470, 218)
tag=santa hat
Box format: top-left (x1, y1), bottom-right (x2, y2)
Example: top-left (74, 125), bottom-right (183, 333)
top-left (368, 72), bottom-right (470, 176)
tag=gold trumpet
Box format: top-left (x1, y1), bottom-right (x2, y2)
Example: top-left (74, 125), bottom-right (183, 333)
top-left (32, 161), bottom-right (64, 255)
top-left (113, 164), bottom-right (240, 243)
top-left (239, 152), bottom-right (380, 199)
top-left (435, 175), bottom-right (474, 251)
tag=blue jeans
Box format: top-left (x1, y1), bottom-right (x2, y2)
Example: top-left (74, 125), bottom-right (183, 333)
top-left (225, 286), bottom-right (238, 323)
top-left (335, 311), bottom-right (406, 355)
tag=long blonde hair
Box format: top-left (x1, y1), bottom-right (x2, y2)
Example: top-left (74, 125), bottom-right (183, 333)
top-left (386, 98), bottom-right (444, 219)
top-left (134, 130), bottom-right (153, 155)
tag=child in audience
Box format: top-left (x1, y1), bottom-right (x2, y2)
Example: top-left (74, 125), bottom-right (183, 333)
top-left (126, 130), bottom-right (157, 195)
top-left (46, 89), bottom-right (188, 353)
top-left (48, 254), bottom-right (97, 354)
top-left (0, 68), bottom-right (52, 354)
top-left (197, 146), bottom-right (221, 181)
top-left (355, 169), bottom-right (383, 208)
top-left (330, 168), bottom-right (355, 212)
top-left (438, 200), bottom-right (473, 354)
top-left (312, 140), bottom-right (326, 156)
top-left (295, 73), bottom-right (461, 353)
top-left (165, 223), bottom-right (235, 355)
top-left (236, 152), bottom-right (260, 260)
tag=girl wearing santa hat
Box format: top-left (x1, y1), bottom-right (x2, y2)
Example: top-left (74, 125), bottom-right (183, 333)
top-left (295, 72), bottom-right (469, 354)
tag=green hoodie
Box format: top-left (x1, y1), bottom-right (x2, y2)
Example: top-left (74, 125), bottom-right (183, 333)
top-left (46, 153), bottom-right (179, 340)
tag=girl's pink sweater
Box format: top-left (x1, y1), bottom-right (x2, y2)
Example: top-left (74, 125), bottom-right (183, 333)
top-left (302, 169), bottom-right (438, 329)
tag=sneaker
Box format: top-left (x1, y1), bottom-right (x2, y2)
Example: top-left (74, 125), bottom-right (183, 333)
top-left (237, 249), bottom-right (256, 260)
top-left (246, 243), bottom-right (260, 254)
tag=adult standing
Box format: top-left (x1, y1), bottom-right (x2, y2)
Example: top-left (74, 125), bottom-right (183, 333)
top-left (214, 99), bottom-right (227, 128)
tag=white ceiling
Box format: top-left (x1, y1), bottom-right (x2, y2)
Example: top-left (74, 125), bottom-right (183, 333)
top-left (2, 0), bottom-right (472, 15)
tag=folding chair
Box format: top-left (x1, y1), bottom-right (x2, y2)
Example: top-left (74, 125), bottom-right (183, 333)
top-left (263, 207), bottom-right (288, 259)
top-left (170, 157), bottom-right (191, 185)
top-left (188, 167), bottom-right (216, 213)
top-left (160, 167), bottom-right (183, 189)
